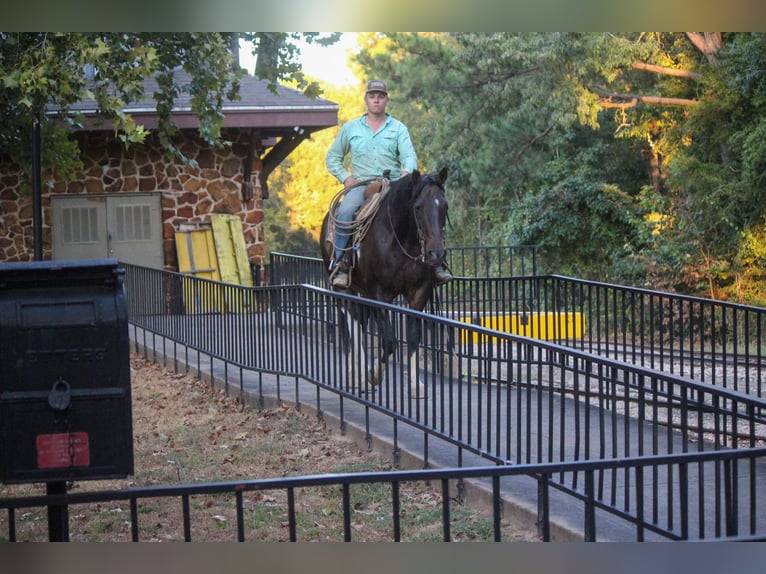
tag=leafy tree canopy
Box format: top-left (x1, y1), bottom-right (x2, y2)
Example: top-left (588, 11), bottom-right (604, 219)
top-left (0, 32), bottom-right (338, 186)
top-left (344, 32), bottom-right (766, 301)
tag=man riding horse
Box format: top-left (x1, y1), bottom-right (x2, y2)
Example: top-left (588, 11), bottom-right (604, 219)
top-left (324, 79), bottom-right (452, 289)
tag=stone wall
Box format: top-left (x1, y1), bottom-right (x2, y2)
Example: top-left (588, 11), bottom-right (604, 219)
top-left (0, 128), bottom-right (265, 268)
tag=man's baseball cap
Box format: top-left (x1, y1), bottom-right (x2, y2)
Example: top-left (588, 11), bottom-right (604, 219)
top-left (365, 80), bottom-right (388, 95)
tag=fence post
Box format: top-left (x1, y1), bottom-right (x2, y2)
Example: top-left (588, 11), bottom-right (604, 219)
top-left (584, 469), bottom-right (596, 541)
top-left (47, 482), bottom-right (69, 542)
top-left (537, 473), bottom-right (551, 541)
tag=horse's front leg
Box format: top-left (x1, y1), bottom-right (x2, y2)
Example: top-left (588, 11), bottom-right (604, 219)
top-left (367, 308), bottom-right (395, 387)
top-left (406, 315), bottom-right (426, 398)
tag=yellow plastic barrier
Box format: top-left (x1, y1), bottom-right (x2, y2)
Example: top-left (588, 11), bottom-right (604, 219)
top-left (460, 312), bottom-right (585, 344)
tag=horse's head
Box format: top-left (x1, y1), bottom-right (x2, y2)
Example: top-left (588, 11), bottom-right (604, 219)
top-left (412, 167), bottom-right (449, 268)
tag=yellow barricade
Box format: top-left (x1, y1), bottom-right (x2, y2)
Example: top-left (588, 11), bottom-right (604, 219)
top-left (460, 312), bottom-right (585, 344)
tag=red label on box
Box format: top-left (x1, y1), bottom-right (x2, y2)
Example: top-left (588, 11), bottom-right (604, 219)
top-left (36, 432), bottom-right (91, 469)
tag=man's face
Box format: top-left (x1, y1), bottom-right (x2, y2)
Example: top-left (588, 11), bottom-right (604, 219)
top-left (365, 91), bottom-right (388, 112)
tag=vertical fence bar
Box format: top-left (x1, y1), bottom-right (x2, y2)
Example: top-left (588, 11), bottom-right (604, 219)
top-left (584, 469), bottom-right (596, 541)
top-left (182, 494), bottom-right (191, 541)
top-left (724, 458), bottom-right (736, 537)
top-left (392, 481), bottom-right (401, 542)
top-left (130, 498), bottom-right (139, 542)
top-left (538, 473), bottom-right (551, 541)
top-left (8, 509), bottom-right (16, 542)
top-left (342, 484), bottom-right (351, 542)
top-left (441, 479), bottom-right (451, 542)
top-left (287, 487), bottom-right (297, 542)
top-left (493, 475), bottom-right (502, 542)
top-left (635, 465), bottom-right (644, 542)
top-left (236, 490), bottom-right (245, 542)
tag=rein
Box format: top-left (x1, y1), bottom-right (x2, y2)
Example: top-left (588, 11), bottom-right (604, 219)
top-left (387, 175), bottom-right (443, 263)
top-left (387, 199), bottom-right (423, 262)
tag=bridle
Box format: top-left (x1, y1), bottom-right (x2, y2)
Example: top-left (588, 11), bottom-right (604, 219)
top-left (387, 175), bottom-right (447, 263)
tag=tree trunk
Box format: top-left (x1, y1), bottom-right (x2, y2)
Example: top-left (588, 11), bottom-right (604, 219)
top-left (685, 32), bottom-right (722, 64)
top-left (644, 142), bottom-right (665, 196)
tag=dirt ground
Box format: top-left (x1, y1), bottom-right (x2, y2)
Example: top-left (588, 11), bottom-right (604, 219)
top-left (0, 353), bottom-right (538, 542)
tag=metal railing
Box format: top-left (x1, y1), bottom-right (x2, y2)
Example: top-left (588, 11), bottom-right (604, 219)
top-left (7, 256), bottom-right (766, 542)
top-left (437, 275), bottom-right (766, 400)
top-left (268, 245), bottom-right (539, 288)
top-left (115, 263), bottom-right (766, 541)
top-left (4, 448), bottom-right (764, 542)
top-left (270, 250), bottom-right (766, 400)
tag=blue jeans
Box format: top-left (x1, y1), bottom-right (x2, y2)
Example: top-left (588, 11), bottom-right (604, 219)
top-left (334, 184), bottom-right (367, 262)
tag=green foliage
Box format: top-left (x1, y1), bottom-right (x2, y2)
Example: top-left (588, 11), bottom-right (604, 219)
top-left (646, 32), bottom-right (766, 299)
top-left (505, 177), bottom-right (639, 279)
top-left (1, 33), bottom-right (242, 186)
top-left (352, 33), bottom-right (665, 253)
top-left (728, 220), bottom-right (766, 305)
top-left (244, 32), bottom-right (341, 100)
top-left (339, 32), bottom-right (766, 302)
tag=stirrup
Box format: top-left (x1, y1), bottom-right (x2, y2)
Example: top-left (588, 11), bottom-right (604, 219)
top-left (331, 270), bottom-right (350, 288)
top-left (330, 257), bottom-right (351, 288)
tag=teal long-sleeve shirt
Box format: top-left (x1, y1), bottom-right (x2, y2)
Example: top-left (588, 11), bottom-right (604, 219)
top-left (325, 113), bottom-right (418, 183)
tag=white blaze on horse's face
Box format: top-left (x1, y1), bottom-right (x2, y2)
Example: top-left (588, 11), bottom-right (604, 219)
top-left (413, 178), bottom-right (448, 267)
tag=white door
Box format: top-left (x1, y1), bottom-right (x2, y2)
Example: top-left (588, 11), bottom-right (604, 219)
top-left (107, 194), bottom-right (163, 268)
top-left (51, 195), bottom-right (108, 261)
top-left (52, 193), bottom-right (163, 268)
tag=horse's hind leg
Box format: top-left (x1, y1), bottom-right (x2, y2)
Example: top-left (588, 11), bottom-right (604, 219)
top-left (342, 307), bottom-right (365, 392)
top-left (342, 301), bottom-right (380, 393)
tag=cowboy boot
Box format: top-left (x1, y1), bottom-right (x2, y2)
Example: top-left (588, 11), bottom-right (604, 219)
top-left (434, 264), bottom-right (452, 286)
top-left (331, 256), bottom-right (351, 288)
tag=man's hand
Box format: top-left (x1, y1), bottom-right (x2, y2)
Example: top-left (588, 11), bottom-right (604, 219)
top-left (343, 177), bottom-right (359, 188)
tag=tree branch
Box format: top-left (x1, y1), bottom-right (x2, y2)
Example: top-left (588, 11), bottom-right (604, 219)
top-left (513, 123), bottom-right (554, 170)
top-left (632, 61), bottom-right (701, 80)
top-left (599, 92), bottom-right (699, 108)
top-left (454, 66), bottom-right (540, 89)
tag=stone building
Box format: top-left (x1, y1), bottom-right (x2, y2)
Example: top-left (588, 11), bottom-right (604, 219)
top-left (0, 71), bottom-right (338, 271)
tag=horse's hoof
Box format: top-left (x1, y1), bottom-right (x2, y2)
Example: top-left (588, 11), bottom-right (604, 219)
top-left (367, 370), bottom-right (382, 387)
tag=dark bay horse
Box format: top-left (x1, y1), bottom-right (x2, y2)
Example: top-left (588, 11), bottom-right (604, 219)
top-left (319, 168), bottom-right (449, 396)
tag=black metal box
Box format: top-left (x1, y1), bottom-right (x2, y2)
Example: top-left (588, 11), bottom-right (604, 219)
top-left (0, 259), bottom-right (133, 483)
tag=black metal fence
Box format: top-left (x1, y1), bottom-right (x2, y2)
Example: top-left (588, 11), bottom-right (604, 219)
top-left (4, 251), bottom-right (766, 542)
top-left (271, 249), bottom-right (766, 400)
top-left (125, 265), bottom-right (766, 539)
top-left (439, 276), bottom-right (766, 401)
top-left (268, 245), bottom-right (539, 288)
top-left (4, 448), bottom-right (764, 542)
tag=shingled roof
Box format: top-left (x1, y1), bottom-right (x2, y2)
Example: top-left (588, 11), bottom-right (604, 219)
top-left (63, 69), bottom-right (339, 138)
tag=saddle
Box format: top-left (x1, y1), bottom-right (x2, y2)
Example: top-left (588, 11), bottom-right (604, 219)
top-left (325, 178), bottom-right (390, 262)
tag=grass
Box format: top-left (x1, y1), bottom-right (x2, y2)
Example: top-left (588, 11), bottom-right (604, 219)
top-left (0, 354), bottom-right (539, 543)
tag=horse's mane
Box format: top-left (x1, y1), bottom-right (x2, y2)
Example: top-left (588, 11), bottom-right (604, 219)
top-left (386, 172), bottom-right (418, 206)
